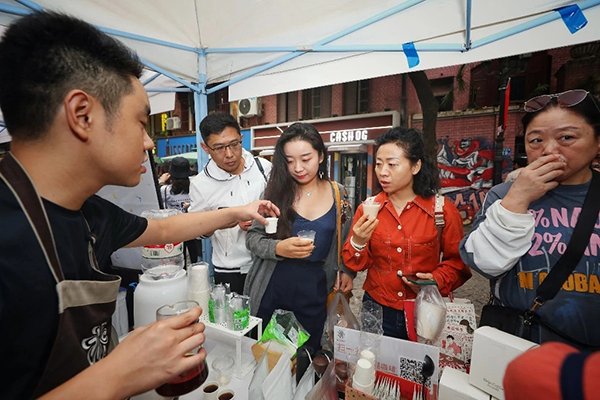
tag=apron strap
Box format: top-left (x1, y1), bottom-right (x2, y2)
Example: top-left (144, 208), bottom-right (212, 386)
top-left (0, 153), bottom-right (64, 282)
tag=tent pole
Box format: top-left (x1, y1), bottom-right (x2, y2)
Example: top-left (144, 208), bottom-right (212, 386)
top-left (0, 4), bottom-right (31, 16)
top-left (140, 58), bottom-right (198, 91)
top-left (472, 0), bottom-right (600, 49)
top-left (464, 0), bottom-right (472, 50)
top-left (207, 0), bottom-right (425, 94)
top-left (195, 52), bottom-right (212, 265)
top-left (142, 72), bottom-right (162, 86)
top-left (14, 0), bottom-right (42, 12)
top-left (146, 88), bottom-right (192, 93)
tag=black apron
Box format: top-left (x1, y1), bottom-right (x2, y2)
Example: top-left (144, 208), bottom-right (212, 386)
top-left (0, 153), bottom-right (121, 398)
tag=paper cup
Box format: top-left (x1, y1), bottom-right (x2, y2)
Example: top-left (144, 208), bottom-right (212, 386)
top-left (352, 377), bottom-right (374, 395)
top-left (202, 381), bottom-right (220, 400)
top-left (217, 388), bottom-right (235, 400)
top-left (362, 202), bottom-right (380, 219)
top-left (265, 217), bottom-right (278, 234)
top-left (353, 358), bottom-right (374, 387)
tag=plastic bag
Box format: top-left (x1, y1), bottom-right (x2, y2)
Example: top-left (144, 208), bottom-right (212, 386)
top-left (415, 285), bottom-right (447, 340)
top-left (248, 342), bottom-right (271, 400)
top-left (262, 349), bottom-right (293, 400)
top-left (258, 309), bottom-right (310, 355)
top-left (292, 363), bottom-right (315, 400)
top-left (305, 355), bottom-right (337, 400)
top-left (322, 291), bottom-right (360, 350)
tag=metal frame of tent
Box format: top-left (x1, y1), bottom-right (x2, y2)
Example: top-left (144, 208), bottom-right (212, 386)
top-left (1, 0), bottom-right (599, 262)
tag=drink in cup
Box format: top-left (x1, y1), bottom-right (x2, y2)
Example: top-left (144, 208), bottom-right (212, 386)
top-left (265, 217), bottom-right (278, 234)
top-left (155, 301), bottom-right (209, 397)
top-left (297, 229), bottom-right (316, 244)
top-left (362, 201), bottom-right (380, 219)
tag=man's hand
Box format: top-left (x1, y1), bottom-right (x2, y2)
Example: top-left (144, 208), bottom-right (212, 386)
top-left (235, 200), bottom-right (280, 226)
top-left (275, 237), bottom-right (314, 258)
top-left (351, 213), bottom-right (379, 247)
top-left (501, 154), bottom-right (566, 213)
top-left (40, 307), bottom-right (206, 400)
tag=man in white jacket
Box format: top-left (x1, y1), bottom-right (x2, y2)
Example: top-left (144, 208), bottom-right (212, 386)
top-left (190, 112), bottom-right (272, 294)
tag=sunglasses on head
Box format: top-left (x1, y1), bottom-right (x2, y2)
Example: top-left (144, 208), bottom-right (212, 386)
top-left (524, 89), bottom-right (600, 113)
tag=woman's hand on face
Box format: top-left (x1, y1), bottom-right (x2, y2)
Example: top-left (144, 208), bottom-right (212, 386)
top-left (501, 154), bottom-right (566, 213)
top-left (402, 272), bottom-right (435, 294)
top-left (352, 213), bottom-right (379, 247)
top-left (275, 237), bottom-right (315, 258)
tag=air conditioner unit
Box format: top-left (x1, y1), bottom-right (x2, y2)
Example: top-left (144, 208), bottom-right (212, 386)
top-left (238, 98), bottom-right (262, 118)
top-left (166, 116), bottom-right (181, 130)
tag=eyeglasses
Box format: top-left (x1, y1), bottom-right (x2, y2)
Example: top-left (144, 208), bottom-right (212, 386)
top-left (524, 89), bottom-right (600, 113)
top-left (207, 140), bottom-right (242, 154)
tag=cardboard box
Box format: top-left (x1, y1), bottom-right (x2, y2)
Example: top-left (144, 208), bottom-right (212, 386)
top-left (439, 367), bottom-right (492, 400)
top-left (468, 327), bottom-right (537, 400)
top-left (251, 342), bottom-right (297, 374)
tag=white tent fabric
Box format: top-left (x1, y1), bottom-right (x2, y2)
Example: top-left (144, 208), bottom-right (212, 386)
top-left (0, 0), bottom-right (599, 101)
top-left (140, 69), bottom-right (178, 116)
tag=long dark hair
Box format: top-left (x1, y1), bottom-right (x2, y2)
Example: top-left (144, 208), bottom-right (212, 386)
top-left (170, 177), bottom-right (190, 195)
top-left (263, 123), bottom-right (328, 238)
top-left (375, 127), bottom-right (440, 198)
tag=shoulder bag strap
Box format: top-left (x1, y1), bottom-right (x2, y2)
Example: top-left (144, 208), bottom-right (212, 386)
top-left (529, 170), bottom-right (600, 313)
top-left (0, 153), bottom-right (64, 282)
top-left (254, 157), bottom-right (267, 183)
top-left (434, 194), bottom-right (445, 246)
top-left (332, 182), bottom-right (342, 265)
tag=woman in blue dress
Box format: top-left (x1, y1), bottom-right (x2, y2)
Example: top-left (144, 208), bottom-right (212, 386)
top-left (244, 123), bottom-right (355, 350)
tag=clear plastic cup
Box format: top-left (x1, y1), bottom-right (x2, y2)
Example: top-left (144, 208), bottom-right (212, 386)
top-left (297, 229), bottom-right (316, 244)
top-left (212, 354), bottom-right (235, 386)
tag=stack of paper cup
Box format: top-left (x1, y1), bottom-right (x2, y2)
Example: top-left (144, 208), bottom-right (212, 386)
top-left (188, 262), bottom-right (211, 319)
top-left (352, 358), bottom-right (375, 395)
top-left (360, 350), bottom-right (377, 381)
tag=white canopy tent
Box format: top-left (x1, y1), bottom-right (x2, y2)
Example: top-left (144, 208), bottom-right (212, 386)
top-left (1, 0), bottom-right (598, 264)
top-left (1, 0), bottom-right (599, 142)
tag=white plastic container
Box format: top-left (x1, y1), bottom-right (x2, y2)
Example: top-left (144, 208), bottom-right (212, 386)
top-left (133, 269), bottom-right (188, 328)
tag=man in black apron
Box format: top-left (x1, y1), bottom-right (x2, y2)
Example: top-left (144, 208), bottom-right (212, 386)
top-left (0, 12), bottom-right (278, 400)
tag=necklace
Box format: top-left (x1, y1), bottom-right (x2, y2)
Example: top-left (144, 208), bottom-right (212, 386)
top-left (301, 183), bottom-right (318, 197)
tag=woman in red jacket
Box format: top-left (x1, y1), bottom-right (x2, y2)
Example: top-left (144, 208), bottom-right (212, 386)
top-left (342, 127), bottom-right (471, 339)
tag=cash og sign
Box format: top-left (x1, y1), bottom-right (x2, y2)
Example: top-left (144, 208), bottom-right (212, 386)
top-left (330, 129), bottom-right (369, 143)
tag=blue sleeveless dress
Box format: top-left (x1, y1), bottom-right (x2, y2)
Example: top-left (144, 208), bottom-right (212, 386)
top-left (257, 203), bottom-right (336, 350)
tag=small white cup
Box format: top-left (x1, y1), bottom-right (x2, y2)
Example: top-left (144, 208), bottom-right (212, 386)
top-left (353, 358), bottom-right (375, 387)
top-left (360, 350), bottom-right (376, 379)
top-left (265, 217), bottom-right (278, 234)
top-left (217, 388), bottom-right (236, 400)
top-left (352, 378), bottom-right (374, 396)
top-left (362, 202), bottom-right (380, 219)
top-left (202, 381), bottom-right (220, 400)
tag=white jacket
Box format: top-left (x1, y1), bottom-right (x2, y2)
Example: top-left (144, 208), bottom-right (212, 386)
top-left (189, 149), bottom-right (271, 273)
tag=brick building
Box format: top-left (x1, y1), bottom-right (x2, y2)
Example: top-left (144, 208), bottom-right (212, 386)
top-left (159, 41), bottom-right (600, 222)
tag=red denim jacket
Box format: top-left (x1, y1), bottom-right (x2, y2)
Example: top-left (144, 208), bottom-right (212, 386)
top-left (342, 192), bottom-right (471, 310)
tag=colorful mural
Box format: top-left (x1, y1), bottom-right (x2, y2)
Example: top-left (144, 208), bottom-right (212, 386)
top-left (437, 136), bottom-right (511, 224)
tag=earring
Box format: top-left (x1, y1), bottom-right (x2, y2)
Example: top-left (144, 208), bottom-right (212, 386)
top-left (319, 171), bottom-right (324, 179)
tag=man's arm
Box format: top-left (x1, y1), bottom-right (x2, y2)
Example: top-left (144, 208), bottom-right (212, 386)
top-left (39, 308), bottom-right (205, 400)
top-left (126, 200), bottom-right (279, 248)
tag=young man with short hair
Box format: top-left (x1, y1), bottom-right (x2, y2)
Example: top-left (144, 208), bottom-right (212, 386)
top-left (190, 112), bottom-right (272, 294)
top-left (0, 12), bottom-right (278, 399)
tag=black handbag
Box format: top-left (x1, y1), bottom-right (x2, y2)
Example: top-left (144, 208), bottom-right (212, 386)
top-left (480, 170), bottom-right (600, 350)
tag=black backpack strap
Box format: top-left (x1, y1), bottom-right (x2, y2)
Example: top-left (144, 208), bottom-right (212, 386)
top-left (254, 157), bottom-right (267, 183)
top-left (528, 170), bottom-right (600, 315)
top-left (560, 351), bottom-right (591, 400)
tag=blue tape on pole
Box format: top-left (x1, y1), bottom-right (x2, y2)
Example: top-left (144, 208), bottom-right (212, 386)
top-left (556, 5), bottom-right (588, 34)
top-left (402, 42), bottom-right (420, 68)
